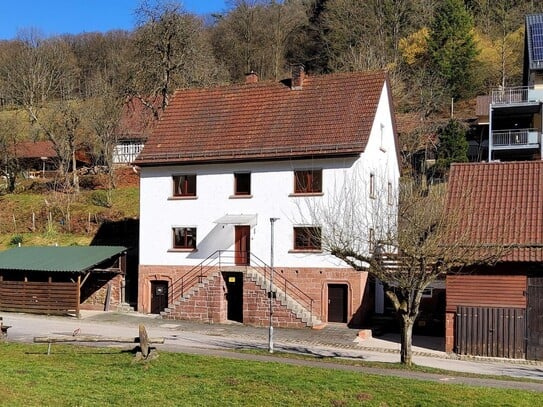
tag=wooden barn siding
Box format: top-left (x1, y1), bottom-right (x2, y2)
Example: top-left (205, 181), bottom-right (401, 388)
top-left (0, 280), bottom-right (79, 315)
top-left (446, 275), bottom-right (526, 313)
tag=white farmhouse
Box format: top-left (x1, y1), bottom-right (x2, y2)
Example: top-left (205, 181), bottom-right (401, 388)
top-left (134, 67), bottom-right (399, 328)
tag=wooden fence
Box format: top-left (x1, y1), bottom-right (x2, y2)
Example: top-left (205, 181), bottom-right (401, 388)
top-left (0, 280), bottom-right (79, 316)
top-left (455, 306), bottom-right (525, 359)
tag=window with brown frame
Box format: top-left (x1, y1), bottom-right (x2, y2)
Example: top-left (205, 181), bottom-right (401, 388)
top-left (172, 227), bottom-right (197, 249)
top-left (294, 169), bottom-right (322, 193)
top-left (369, 173), bottom-right (375, 198)
top-left (234, 172), bottom-right (251, 195)
top-left (173, 175), bottom-right (196, 197)
top-left (293, 226), bottom-right (322, 250)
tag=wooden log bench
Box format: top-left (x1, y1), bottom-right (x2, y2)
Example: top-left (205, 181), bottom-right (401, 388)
top-left (34, 324), bottom-right (163, 359)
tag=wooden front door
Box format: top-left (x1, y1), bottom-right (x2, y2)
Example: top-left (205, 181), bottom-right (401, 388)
top-left (223, 272), bottom-right (244, 323)
top-left (328, 284), bottom-right (348, 323)
top-left (235, 226), bottom-right (250, 265)
top-left (527, 277), bottom-right (543, 360)
top-left (150, 281), bottom-right (168, 314)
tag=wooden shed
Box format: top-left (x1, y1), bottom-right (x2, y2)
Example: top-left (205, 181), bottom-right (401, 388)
top-left (0, 246), bottom-right (127, 317)
top-left (446, 162), bottom-right (543, 360)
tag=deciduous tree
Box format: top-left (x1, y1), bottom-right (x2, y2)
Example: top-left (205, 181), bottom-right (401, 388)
top-left (302, 174), bottom-right (505, 365)
top-left (0, 113), bottom-right (23, 192)
top-left (130, 0), bottom-right (224, 118)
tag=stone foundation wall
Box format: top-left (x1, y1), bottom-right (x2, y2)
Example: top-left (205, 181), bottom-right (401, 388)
top-left (139, 264), bottom-right (369, 327)
top-left (80, 274), bottom-right (123, 311)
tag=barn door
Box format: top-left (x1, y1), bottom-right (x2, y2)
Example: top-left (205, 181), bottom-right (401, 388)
top-left (235, 226), bottom-right (250, 265)
top-left (455, 306), bottom-right (525, 359)
top-left (527, 277), bottom-right (543, 360)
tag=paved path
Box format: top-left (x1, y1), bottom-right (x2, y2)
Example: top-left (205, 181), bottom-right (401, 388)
top-left (2, 311), bottom-right (543, 393)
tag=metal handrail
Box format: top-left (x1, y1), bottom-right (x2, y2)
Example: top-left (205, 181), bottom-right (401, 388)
top-left (491, 86), bottom-right (530, 105)
top-left (248, 252), bottom-right (314, 321)
top-left (169, 251), bottom-right (226, 302)
top-left (492, 128), bottom-right (539, 146)
top-left (168, 250), bottom-right (314, 320)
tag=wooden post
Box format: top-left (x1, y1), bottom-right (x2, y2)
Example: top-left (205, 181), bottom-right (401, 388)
top-left (139, 324), bottom-right (150, 358)
top-left (76, 275), bottom-right (81, 318)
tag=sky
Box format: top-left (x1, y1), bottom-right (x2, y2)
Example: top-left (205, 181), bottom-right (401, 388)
top-left (0, 0), bottom-right (229, 40)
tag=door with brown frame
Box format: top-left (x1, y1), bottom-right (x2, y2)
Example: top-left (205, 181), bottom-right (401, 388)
top-left (235, 225), bottom-right (250, 265)
top-left (328, 284), bottom-right (348, 323)
top-left (151, 281), bottom-right (168, 314)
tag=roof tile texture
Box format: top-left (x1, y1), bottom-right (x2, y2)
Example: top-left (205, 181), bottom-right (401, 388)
top-left (136, 71), bottom-right (387, 164)
top-left (15, 141), bottom-right (57, 159)
top-left (447, 161), bottom-right (543, 262)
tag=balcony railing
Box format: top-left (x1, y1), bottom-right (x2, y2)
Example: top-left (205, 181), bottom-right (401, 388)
top-left (491, 129), bottom-right (540, 148)
top-left (491, 86), bottom-right (543, 105)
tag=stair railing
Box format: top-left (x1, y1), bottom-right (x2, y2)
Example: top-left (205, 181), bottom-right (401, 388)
top-left (169, 250), bottom-right (225, 302)
top-left (248, 253), bottom-right (314, 322)
top-left (168, 250), bottom-right (315, 322)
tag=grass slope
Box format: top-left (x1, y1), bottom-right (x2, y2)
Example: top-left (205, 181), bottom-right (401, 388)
top-left (0, 173), bottom-right (139, 250)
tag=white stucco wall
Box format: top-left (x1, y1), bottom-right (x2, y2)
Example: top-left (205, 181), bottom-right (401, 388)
top-left (138, 82), bottom-right (399, 269)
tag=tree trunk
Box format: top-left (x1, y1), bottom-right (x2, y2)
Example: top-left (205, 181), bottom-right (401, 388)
top-left (400, 316), bottom-right (415, 366)
top-left (7, 173), bottom-right (16, 193)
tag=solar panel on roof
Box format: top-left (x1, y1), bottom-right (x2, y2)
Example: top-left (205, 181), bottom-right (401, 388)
top-left (531, 22), bottom-right (543, 61)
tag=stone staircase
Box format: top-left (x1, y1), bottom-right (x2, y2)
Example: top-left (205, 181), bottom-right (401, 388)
top-left (160, 267), bottom-right (322, 328)
top-left (246, 268), bottom-right (323, 328)
top-left (160, 271), bottom-right (222, 317)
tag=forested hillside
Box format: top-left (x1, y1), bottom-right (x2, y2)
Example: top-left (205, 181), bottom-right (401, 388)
top-left (0, 0), bottom-right (541, 243)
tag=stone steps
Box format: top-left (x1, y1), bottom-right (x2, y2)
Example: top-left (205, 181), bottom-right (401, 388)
top-left (161, 271), bottom-right (221, 316)
top-left (246, 269), bottom-right (322, 327)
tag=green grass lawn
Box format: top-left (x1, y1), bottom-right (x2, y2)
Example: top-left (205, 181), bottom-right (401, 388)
top-left (0, 343), bottom-right (541, 406)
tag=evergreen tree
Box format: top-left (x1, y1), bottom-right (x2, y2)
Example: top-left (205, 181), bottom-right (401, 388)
top-left (435, 119), bottom-right (469, 176)
top-left (428, 0), bottom-right (479, 99)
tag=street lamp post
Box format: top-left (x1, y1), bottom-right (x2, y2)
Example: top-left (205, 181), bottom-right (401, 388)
top-left (269, 217), bottom-right (279, 353)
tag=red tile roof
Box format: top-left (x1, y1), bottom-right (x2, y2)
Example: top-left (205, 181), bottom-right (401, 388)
top-left (447, 161), bottom-right (543, 262)
top-left (135, 70), bottom-right (389, 165)
top-left (15, 141), bottom-right (57, 159)
top-left (118, 98), bottom-right (158, 141)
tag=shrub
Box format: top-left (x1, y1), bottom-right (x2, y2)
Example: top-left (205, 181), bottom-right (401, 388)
top-left (90, 190), bottom-right (112, 208)
top-left (9, 235), bottom-right (23, 246)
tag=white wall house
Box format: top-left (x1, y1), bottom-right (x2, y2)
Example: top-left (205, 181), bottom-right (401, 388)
top-left (135, 67), bottom-right (399, 328)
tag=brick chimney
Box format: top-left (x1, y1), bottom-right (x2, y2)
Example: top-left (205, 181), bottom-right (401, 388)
top-left (291, 64), bottom-right (305, 90)
top-left (245, 71), bottom-right (258, 84)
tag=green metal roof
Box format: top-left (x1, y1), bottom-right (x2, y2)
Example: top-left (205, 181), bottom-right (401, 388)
top-left (0, 246), bottom-right (127, 273)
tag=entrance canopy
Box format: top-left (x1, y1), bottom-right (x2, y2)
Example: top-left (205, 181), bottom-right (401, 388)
top-left (213, 214), bottom-right (257, 226)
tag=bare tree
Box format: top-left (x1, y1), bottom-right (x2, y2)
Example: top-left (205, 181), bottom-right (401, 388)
top-left (129, 0), bottom-right (225, 118)
top-left (0, 113), bottom-right (23, 192)
top-left (302, 175), bottom-right (507, 365)
top-left (211, 0), bottom-right (307, 81)
top-left (85, 73), bottom-right (127, 201)
top-left (0, 33), bottom-right (85, 191)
